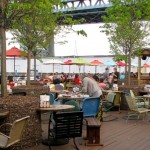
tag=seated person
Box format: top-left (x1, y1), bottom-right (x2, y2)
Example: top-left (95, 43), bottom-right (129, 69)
top-left (74, 74), bottom-right (82, 85)
top-left (8, 79), bottom-right (14, 88)
top-left (53, 78), bottom-right (61, 85)
top-left (99, 78), bottom-right (109, 90)
top-left (120, 72), bottom-right (125, 79)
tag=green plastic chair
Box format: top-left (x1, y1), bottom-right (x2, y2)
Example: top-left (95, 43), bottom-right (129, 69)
top-left (64, 100), bottom-right (81, 111)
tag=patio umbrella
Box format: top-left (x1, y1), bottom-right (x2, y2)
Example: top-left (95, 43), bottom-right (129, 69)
top-left (142, 63), bottom-right (150, 73)
top-left (104, 60), bottom-right (117, 67)
top-left (70, 58), bottom-right (90, 73)
top-left (143, 63), bottom-right (150, 68)
top-left (90, 59), bottom-right (104, 73)
top-left (62, 59), bottom-right (72, 73)
top-left (6, 46), bottom-right (27, 76)
top-left (43, 59), bottom-right (63, 74)
top-left (116, 61), bottom-right (127, 67)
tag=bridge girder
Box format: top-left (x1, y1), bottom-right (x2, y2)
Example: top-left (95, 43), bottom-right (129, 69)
top-left (55, 0), bottom-right (111, 23)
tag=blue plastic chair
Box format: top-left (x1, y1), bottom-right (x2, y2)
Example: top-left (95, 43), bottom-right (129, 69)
top-left (82, 97), bottom-right (101, 118)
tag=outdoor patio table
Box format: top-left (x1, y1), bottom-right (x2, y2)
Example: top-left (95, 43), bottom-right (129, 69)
top-left (36, 104), bottom-right (75, 146)
top-left (139, 90), bottom-right (148, 96)
top-left (58, 93), bottom-right (89, 105)
top-left (58, 94), bottom-right (89, 101)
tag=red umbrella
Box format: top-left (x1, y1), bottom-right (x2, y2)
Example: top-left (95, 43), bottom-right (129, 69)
top-left (143, 63), bottom-right (150, 68)
top-left (62, 59), bottom-right (72, 73)
top-left (116, 61), bottom-right (127, 67)
top-left (63, 59), bottom-right (72, 65)
top-left (90, 59), bottom-right (104, 66)
top-left (6, 46), bottom-right (27, 76)
top-left (90, 59), bottom-right (104, 73)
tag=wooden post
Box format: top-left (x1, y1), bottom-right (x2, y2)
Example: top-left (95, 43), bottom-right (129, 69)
top-left (138, 56), bottom-right (141, 86)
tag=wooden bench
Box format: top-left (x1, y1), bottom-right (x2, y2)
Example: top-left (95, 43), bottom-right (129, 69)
top-left (85, 117), bottom-right (103, 146)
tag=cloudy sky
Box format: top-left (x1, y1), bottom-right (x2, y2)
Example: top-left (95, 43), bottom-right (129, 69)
top-left (54, 23), bottom-right (111, 56)
top-left (6, 23), bottom-right (111, 56)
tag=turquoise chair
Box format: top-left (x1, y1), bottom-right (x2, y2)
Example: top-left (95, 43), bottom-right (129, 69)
top-left (82, 97), bottom-right (101, 118)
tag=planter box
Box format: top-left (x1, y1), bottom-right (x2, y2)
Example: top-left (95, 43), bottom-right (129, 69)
top-left (12, 85), bottom-right (49, 97)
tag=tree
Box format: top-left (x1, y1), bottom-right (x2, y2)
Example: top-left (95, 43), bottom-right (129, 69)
top-left (0, 0), bottom-right (36, 96)
top-left (11, 1), bottom-right (86, 85)
top-left (0, 0), bottom-right (86, 96)
top-left (101, 0), bottom-right (150, 86)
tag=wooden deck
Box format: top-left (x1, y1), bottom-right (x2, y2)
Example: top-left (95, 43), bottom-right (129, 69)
top-left (26, 110), bottom-right (150, 150)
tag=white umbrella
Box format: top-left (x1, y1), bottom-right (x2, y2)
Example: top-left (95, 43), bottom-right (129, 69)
top-left (43, 59), bottom-right (63, 74)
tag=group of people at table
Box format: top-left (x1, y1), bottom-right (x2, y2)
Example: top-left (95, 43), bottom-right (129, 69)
top-left (7, 67), bottom-right (121, 97)
top-left (38, 68), bottom-right (121, 106)
top-left (43, 67), bottom-right (120, 96)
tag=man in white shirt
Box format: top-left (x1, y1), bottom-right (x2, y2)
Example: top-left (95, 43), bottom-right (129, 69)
top-left (82, 74), bottom-right (102, 97)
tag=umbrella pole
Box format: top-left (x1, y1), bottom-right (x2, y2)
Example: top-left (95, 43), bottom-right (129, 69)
top-left (79, 66), bottom-right (80, 74)
top-left (14, 56), bottom-right (15, 78)
top-left (69, 66), bottom-right (70, 73)
top-left (53, 64), bottom-right (54, 75)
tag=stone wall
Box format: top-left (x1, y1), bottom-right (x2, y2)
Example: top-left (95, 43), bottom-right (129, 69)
top-left (0, 96), bottom-right (42, 149)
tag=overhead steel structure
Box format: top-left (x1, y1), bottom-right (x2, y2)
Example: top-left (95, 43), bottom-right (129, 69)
top-left (55, 0), bottom-right (111, 23)
top-left (47, 0), bottom-right (111, 56)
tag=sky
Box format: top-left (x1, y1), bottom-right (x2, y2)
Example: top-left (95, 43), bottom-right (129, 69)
top-left (6, 23), bottom-right (111, 56)
top-left (54, 23), bottom-right (111, 56)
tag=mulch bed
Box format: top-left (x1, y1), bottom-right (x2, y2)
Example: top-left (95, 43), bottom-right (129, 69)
top-left (12, 85), bottom-right (49, 97)
top-left (0, 95), bottom-right (42, 149)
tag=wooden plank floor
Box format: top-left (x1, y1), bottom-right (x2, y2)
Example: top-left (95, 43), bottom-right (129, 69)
top-left (26, 110), bottom-right (150, 150)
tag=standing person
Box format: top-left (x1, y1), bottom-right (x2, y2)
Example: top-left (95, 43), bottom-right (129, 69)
top-left (103, 67), bottom-right (109, 83)
top-left (81, 74), bottom-right (102, 97)
top-left (112, 67), bottom-right (120, 84)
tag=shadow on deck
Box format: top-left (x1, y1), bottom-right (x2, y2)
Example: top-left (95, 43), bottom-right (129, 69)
top-left (26, 110), bottom-right (150, 150)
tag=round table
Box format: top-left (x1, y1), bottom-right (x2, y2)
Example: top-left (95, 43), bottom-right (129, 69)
top-left (37, 104), bottom-right (75, 146)
top-left (37, 104), bottom-right (75, 112)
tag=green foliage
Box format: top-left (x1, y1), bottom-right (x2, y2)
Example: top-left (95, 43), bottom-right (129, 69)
top-left (101, 0), bottom-right (150, 60)
top-left (101, 0), bottom-right (150, 85)
top-left (77, 30), bottom-right (87, 37)
top-left (9, 1), bottom-right (86, 57)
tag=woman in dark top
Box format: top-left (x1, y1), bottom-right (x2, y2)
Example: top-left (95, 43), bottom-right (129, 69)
top-left (112, 67), bottom-right (120, 84)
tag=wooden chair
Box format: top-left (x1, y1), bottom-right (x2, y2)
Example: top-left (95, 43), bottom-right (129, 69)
top-left (0, 116), bottom-right (30, 149)
top-left (49, 111), bottom-right (83, 150)
top-left (125, 95), bottom-right (150, 123)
